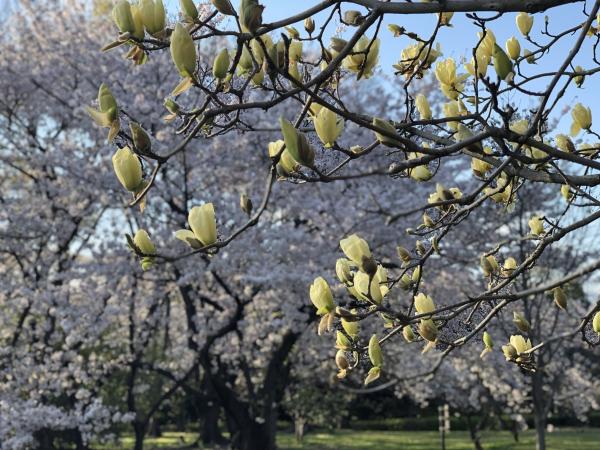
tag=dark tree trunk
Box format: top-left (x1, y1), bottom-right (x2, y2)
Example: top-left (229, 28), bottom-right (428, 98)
top-left (466, 415), bottom-right (484, 450)
top-left (201, 399), bottom-right (225, 446)
top-left (133, 421), bottom-right (147, 450)
top-left (531, 370), bottom-right (547, 450)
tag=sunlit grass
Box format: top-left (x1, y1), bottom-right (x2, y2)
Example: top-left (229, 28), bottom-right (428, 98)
top-left (103, 428), bottom-right (600, 449)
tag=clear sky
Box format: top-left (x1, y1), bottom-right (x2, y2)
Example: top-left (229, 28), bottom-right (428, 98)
top-left (171, 1), bottom-right (597, 136)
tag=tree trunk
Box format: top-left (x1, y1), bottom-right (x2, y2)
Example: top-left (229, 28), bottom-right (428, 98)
top-left (294, 417), bottom-right (305, 443)
top-left (201, 399), bottom-right (225, 446)
top-left (533, 412), bottom-right (547, 450)
top-left (466, 415), bottom-right (484, 450)
top-left (133, 421), bottom-right (146, 450)
top-left (531, 369), bottom-right (548, 450)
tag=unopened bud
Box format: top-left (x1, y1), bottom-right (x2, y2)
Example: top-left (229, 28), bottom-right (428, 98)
top-left (513, 312), bottom-right (531, 333)
top-left (344, 10), bottom-right (363, 26)
top-left (402, 325), bottom-right (416, 342)
top-left (211, 0), bottom-right (236, 16)
top-left (239, 193), bottom-right (253, 216)
top-left (304, 17), bottom-right (315, 34)
top-left (553, 287), bottom-right (567, 310)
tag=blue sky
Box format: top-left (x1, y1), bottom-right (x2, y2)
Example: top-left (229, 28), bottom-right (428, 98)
top-left (165, 1), bottom-right (598, 137)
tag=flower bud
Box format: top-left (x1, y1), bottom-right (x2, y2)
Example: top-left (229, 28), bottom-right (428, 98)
top-left (415, 94), bottom-right (432, 120)
top-left (340, 234), bottom-right (372, 272)
top-left (130, 122), bottom-right (151, 153)
top-left (571, 103), bottom-right (592, 135)
top-left (574, 65), bottom-right (585, 87)
top-left (480, 254), bottom-right (494, 277)
top-left (553, 287), bottom-right (567, 310)
top-left (344, 10), bottom-right (363, 26)
top-left (314, 107), bottom-right (344, 148)
top-left (373, 117), bottom-right (400, 147)
top-left (211, 0), bottom-right (236, 16)
top-left (239, 193), bottom-right (253, 216)
top-left (304, 17), bottom-right (315, 34)
top-left (239, 0), bottom-right (264, 33)
top-left (180, 0), bottom-right (199, 20)
top-left (503, 257), bottom-right (518, 276)
top-left (513, 312), bottom-right (531, 333)
top-left (593, 311), bottom-right (600, 334)
top-left (555, 134), bottom-right (575, 153)
top-left (330, 37), bottom-right (348, 53)
top-left (134, 229), bottom-right (156, 255)
top-left (402, 325), bottom-right (416, 342)
top-left (112, 147), bottom-right (143, 192)
top-left (279, 117), bottom-right (314, 167)
top-left (309, 277), bottom-right (335, 315)
top-left (524, 49), bottom-right (536, 64)
top-left (493, 44), bottom-right (513, 81)
top-left (213, 48), bottom-right (231, 79)
top-left (368, 334), bottom-right (383, 367)
top-left (502, 344), bottom-right (517, 360)
top-left (528, 215), bottom-right (544, 236)
top-left (342, 36), bottom-right (380, 79)
top-left (510, 334), bottom-right (532, 354)
top-left (341, 317), bottom-right (359, 339)
top-left (336, 258), bottom-right (353, 284)
top-left (112, 0), bottom-right (136, 34)
top-left (516, 12), bottom-right (534, 37)
top-left (397, 246), bottom-right (411, 263)
top-left (187, 203), bottom-right (218, 246)
top-left (170, 23), bottom-right (197, 78)
top-left (419, 319), bottom-right (438, 342)
top-left (483, 331), bottom-right (493, 349)
top-left (414, 293), bottom-right (435, 315)
top-left (505, 36), bottom-right (521, 60)
top-left (422, 212), bottom-right (434, 228)
top-left (285, 26), bottom-right (300, 39)
top-left (336, 331), bottom-right (352, 350)
top-left (561, 184), bottom-right (574, 202)
top-left (140, 0), bottom-right (166, 36)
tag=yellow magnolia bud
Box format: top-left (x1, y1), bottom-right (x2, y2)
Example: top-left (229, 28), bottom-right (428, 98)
top-left (574, 65), bottom-right (585, 87)
top-left (465, 53), bottom-right (490, 78)
top-left (483, 331), bottom-right (493, 349)
top-left (187, 203), bottom-right (218, 246)
top-left (112, 147), bottom-right (143, 192)
top-left (422, 212), bottom-right (434, 228)
top-left (503, 257), bottom-right (518, 276)
top-left (524, 49), bottom-right (536, 64)
top-left (340, 234), bottom-right (372, 272)
top-left (513, 312), bottom-right (531, 333)
top-left (170, 23), bottom-right (197, 78)
top-left (336, 258), bottom-right (353, 284)
top-left (593, 311), bottom-right (600, 334)
top-left (493, 44), bottom-right (513, 81)
top-left (419, 319), bottom-right (438, 342)
top-left (480, 255), bottom-right (494, 277)
top-left (528, 215), bottom-right (544, 236)
top-left (140, 0), bottom-right (165, 36)
top-left (336, 330), bottom-right (352, 350)
top-left (87, 83), bottom-right (119, 134)
top-left (279, 117), bottom-right (314, 167)
top-left (213, 48), bottom-right (231, 79)
top-left (477, 29), bottom-right (496, 58)
top-left (510, 334), bottom-right (532, 354)
top-left (502, 344), bottom-right (517, 360)
top-left (134, 229), bottom-right (156, 255)
top-left (130, 122), bottom-right (151, 153)
top-left (304, 17), bottom-right (315, 34)
top-left (239, 193), bottom-right (253, 216)
top-left (412, 266), bottom-right (421, 284)
top-left (353, 269), bottom-right (387, 304)
top-left (130, 5), bottom-right (146, 40)
top-left (415, 94), bottom-right (432, 120)
top-left (314, 107), bottom-right (344, 148)
top-left (342, 36), bottom-right (380, 79)
top-left (364, 366), bottom-right (381, 385)
top-left (553, 287), bottom-right (567, 310)
top-left (571, 103), bottom-right (592, 136)
top-left (505, 36), bottom-right (521, 60)
top-left (368, 334), bottom-right (383, 367)
top-left (112, 0), bottom-right (135, 34)
top-left (344, 10), bottom-right (363, 26)
top-left (435, 58), bottom-right (457, 86)
top-left (211, 0), bottom-right (236, 16)
top-left (239, 0), bottom-right (264, 33)
top-left (341, 317), bottom-right (359, 339)
top-left (402, 325), bottom-right (416, 342)
top-left (516, 12), bottom-right (534, 37)
top-left (561, 184), bottom-right (574, 202)
top-left (555, 134), bottom-right (575, 152)
top-left (180, 0), bottom-right (199, 20)
top-left (309, 277), bottom-right (334, 315)
top-left (285, 26), bottom-right (300, 39)
top-left (397, 246), bottom-right (411, 263)
top-left (388, 24), bottom-right (403, 37)
top-left (373, 117), bottom-right (401, 147)
top-left (414, 293), bottom-right (435, 315)
top-left (330, 37), bottom-right (348, 53)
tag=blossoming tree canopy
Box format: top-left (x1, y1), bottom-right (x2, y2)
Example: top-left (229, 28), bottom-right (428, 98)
top-left (92, 0), bottom-right (600, 387)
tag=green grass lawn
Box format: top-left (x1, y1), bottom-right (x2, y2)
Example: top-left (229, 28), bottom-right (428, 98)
top-left (109, 428), bottom-right (600, 449)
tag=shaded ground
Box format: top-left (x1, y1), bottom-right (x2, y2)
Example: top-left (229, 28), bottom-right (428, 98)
top-left (105, 428), bottom-right (600, 449)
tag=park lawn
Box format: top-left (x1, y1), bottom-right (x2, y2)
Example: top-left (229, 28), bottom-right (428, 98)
top-left (107, 428), bottom-right (600, 449)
